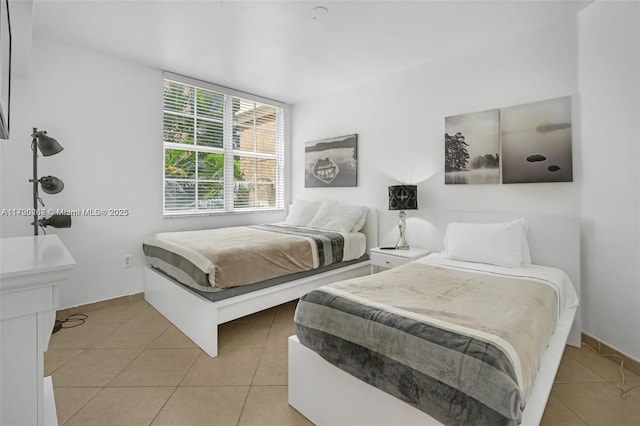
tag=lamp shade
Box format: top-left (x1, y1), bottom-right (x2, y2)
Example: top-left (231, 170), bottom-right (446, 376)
top-left (35, 131), bottom-right (64, 156)
top-left (39, 176), bottom-right (64, 194)
top-left (388, 185), bottom-right (418, 210)
top-left (38, 214), bottom-right (72, 229)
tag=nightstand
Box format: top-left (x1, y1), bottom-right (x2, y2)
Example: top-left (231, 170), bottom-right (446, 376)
top-left (369, 247), bottom-right (430, 273)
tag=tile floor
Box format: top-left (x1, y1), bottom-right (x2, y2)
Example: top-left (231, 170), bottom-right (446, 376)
top-left (46, 297), bottom-right (640, 426)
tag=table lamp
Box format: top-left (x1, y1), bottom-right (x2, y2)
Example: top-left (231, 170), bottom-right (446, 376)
top-left (388, 185), bottom-right (418, 250)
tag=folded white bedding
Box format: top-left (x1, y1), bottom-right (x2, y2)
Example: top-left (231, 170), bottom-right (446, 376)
top-left (418, 253), bottom-right (579, 317)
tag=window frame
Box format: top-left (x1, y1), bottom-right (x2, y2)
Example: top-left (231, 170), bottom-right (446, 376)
top-left (162, 72), bottom-right (287, 217)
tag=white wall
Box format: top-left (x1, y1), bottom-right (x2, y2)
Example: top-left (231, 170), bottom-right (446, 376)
top-left (578, 1), bottom-right (640, 359)
top-left (292, 17), bottom-right (580, 251)
top-left (0, 38), bottom-right (287, 308)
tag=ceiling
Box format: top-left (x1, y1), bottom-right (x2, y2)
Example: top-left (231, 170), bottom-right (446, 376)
top-left (30, 0), bottom-right (592, 104)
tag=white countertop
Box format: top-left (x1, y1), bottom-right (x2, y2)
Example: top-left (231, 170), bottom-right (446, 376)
top-left (0, 235), bottom-right (76, 291)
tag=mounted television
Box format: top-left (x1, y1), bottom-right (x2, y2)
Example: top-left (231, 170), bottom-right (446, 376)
top-left (0, 0), bottom-right (11, 140)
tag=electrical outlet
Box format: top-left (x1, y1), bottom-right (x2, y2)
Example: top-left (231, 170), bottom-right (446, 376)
top-left (123, 254), bottom-right (133, 268)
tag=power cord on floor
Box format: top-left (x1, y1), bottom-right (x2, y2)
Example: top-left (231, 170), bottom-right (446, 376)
top-left (582, 340), bottom-right (640, 397)
top-left (52, 313), bottom-right (88, 334)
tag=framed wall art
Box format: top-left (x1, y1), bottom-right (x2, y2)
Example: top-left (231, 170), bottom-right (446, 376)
top-left (501, 96), bottom-right (572, 184)
top-left (305, 134), bottom-right (358, 187)
top-left (0, 0), bottom-right (12, 140)
top-left (445, 109), bottom-right (500, 184)
top-left (444, 96), bottom-right (572, 184)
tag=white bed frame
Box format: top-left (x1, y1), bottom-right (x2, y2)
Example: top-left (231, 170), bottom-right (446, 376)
top-left (289, 212), bottom-right (581, 426)
top-left (144, 209), bottom-right (378, 358)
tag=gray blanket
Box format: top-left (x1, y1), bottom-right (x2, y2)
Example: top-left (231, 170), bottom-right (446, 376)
top-left (294, 262), bottom-right (558, 426)
top-left (143, 225), bottom-right (344, 291)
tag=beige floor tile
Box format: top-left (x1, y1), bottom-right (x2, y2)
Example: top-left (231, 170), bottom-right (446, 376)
top-left (53, 387), bottom-right (101, 425)
top-left (181, 347), bottom-right (262, 386)
top-left (50, 300), bottom-right (640, 426)
top-left (109, 348), bottom-right (200, 386)
top-left (218, 321), bottom-right (271, 349)
top-left (253, 347), bottom-right (288, 385)
top-left (44, 349), bottom-right (83, 376)
top-left (152, 386), bottom-right (249, 426)
top-left (149, 325), bottom-right (200, 349)
top-left (92, 318), bottom-right (170, 348)
top-left (64, 387), bottom-right (174, 426)
top-left (566, 345), bottom-right (640, 383)
top-left (540, 394), bottom-right (587, 426)
top-left (76, 299), bottom-right (149, 323)
top-left (552, 382), bottom-right (640, 426)
top-left (554, 353), bottom-right (608, 383)
top-left (52, 348), bottom-right (142, 387)
top-left (238, 386), bottom-right (313, 426)
top-left (273, 300), bottom-right (298, 322)
top-left (57, 294), bottom-right (145, 319)
top-left (131, 306), bottom-right (173, 325)
top-left (48, 321), bottom-right (122, 349)
top-left (265, 321), bottom-right (295, 348)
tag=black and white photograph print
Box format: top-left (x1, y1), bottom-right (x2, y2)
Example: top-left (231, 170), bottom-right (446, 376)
top-left (305, 134), bottom-right (358, 187)
top-left (445, 109), bottom-right (500, 184)
top-left (501, 96), bottom-right (573, 184)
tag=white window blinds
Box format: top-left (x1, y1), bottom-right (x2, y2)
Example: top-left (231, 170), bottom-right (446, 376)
top-left (163, 73), bottom-right (285, 215)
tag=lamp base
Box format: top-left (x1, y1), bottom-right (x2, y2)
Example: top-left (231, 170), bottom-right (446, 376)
top-left (395, 241), bottom-right (410, 250)
top-left (395, 210), bottom-right (410, 250)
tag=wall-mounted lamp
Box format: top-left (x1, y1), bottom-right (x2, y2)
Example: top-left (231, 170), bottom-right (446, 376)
top-left (388, 184), bottom-right (418, 250)
top-left (38, 176), bottom-right (64, 194)
top-left (38, 214), bottom-right (71, 229)
top-left (30, 128), bottom-right (71, 235)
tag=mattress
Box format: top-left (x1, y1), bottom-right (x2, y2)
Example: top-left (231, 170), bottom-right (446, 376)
top-left (151, 254), bottom-right (369, 303)
top-left (143, 224), bottom-right (366, 292)
top-left (294, 254), bottom-right (578, 426)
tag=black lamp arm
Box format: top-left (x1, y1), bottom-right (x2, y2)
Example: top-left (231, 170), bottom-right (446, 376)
top-left (32, 133), bottom-right (39, 235)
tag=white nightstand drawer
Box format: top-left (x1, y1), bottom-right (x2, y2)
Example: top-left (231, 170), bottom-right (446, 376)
top-left (369, 247), bottom-right (430, 273)
top-left (370, 252), bottom-right (410, 269)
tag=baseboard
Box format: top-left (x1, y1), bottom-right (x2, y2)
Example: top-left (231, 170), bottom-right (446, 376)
top-left (56, 293), bottom-right (144, 320)
top-left (581, 332), bottom-right (640, 376)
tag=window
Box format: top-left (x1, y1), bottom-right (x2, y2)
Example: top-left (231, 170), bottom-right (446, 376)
top-left (163, 73), bottom-right (285, 216)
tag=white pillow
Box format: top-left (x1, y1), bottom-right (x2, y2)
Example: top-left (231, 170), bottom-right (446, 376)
top-left (350, 206), bottom-right (369, 232)
top-left (443, 218), bottom-right (527, 268)
top-left (309, 201), bottom-right (368, 234)
top-left (283, 200), bottom-right (322, 227)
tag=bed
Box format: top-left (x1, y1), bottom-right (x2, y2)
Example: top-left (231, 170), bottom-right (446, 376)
top-left (288, 212), bottom-right (581, 426)
top-left (143, 200), bottom-right (378, 357)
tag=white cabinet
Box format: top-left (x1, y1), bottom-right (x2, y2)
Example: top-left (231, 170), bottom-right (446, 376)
top-left (369, 247), bottom-right (430, 273)
top-left (1, 235), bottom-right (76, 426)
